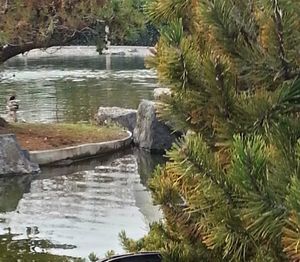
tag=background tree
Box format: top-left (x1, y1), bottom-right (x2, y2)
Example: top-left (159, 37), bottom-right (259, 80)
top-left (120, 0), bottom-right (300, 261)
top-left (0, 0), bottom-right (107, 63)
top-left (0, 0), bottom-right (158, 63)
top-left (99, 0), bottom-right (158, 46)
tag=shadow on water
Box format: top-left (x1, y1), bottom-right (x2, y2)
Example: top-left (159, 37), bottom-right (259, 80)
top-left (134, 148), bottom-right (166, 187)
top-left (39, 148), bottom-right (132, 179)
top-left (0, 175), bottom-right (32, 213)
top-left (0, 148), bottom-right (165, 261)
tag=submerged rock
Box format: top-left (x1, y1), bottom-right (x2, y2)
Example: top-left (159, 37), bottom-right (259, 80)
top-left (0, 134), bottom-right (40, 176)
top-left (133, 100), bottom-right (177, 153)
top-left (111, 51), bottom-right (126, 56)
top-left (153, 87), bottom-right (171, 101)
top-left (96, 106), bottom-right (137, 132)
top-left (95, 155), bottom-right (138, 173)
top-left (95, 164), bottom-right (137, 173)
top-left (0, 117), bottom-right (7, 127)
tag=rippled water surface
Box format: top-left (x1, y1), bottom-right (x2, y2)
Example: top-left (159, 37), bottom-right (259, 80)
top-left (0, 49), bottom-right (157, 122)
top-left (0, 47), bottom-right (162, 260)
top-left (0, 150), bottom-right (163, 259)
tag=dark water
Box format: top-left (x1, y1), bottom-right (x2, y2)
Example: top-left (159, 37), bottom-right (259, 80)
top-left (0, 49), bottom-right (163, 260)
top-left (0, 53), bottom-right (157, 122)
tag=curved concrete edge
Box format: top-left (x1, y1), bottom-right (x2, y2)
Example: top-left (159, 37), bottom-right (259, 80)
top-left (29, 131), bottom-right (132, 166)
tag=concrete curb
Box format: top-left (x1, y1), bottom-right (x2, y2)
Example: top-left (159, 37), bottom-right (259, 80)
top-left (29, 131), bottom-right (132, 166)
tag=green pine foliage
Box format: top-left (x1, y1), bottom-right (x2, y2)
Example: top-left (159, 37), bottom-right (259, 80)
top-left (120, 0), bottom-right (300, 261)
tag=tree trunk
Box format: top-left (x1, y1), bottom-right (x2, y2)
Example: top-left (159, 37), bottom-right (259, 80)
top-left (0, 31), bottom-right (82, 63)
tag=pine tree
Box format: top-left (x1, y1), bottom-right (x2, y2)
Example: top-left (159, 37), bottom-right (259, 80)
top-left (120, 0), bottom-right (300, 261)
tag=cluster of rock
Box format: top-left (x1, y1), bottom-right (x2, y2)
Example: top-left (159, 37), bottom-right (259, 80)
top-left (133, 100), bottom-right (177, 152)
top-left (0, 88), bottom-right (174, 177)
top-left (96, 87), bottom-right (178, 153)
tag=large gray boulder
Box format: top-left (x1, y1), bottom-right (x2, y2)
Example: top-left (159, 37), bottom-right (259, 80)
top-left (133, 100), bottom-right (177, 153)
top-left (0, 134), bottom-right (40, 176)
top-left (96, 107), bottom-right (137, 132)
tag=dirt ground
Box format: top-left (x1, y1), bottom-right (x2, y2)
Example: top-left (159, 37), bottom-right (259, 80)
top-left (0, 123), bottom-right (127, 151)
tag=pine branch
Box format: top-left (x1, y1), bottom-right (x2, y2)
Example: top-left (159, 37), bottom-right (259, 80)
top-left (283, 175), bottom-right (300, 261)
top-left (230, 135), bottom-right (287, 247)
top-left (136, 0), bottom-right (300, 260)
top-left (252, 79), bottom-right (300, 131)
top-left (271, 0), bottom-right (291, 80)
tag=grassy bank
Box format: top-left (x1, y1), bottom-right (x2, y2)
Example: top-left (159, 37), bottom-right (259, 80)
top-left (0, 123), bottom-right (127, 151)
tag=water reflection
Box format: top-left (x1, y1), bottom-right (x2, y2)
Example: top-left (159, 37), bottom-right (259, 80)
top-left (0, 53), bottom-right (157, 123)
top-left (0, 229), bottom-right (82, 262)
top-left (134, 148), bottom-right (166, 187)
top-left (0, 149), bottom-right (163, 259)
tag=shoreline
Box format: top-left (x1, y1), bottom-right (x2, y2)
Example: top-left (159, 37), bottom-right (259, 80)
top-left (12, 45), bottom-right (153, 59)
top-left (29, 130), bottom-right (132, 166)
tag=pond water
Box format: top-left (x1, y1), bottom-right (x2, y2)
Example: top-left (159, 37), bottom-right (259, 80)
top-left (0, 149), bottom-right (163, 261)
top-left (0, 47), bottom-right (157, 122)
top-left (0, 47), bottom-right (163, 261)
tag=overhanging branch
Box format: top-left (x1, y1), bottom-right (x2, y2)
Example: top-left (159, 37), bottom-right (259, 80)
top-left (0, 25), bottom-right (101, 63)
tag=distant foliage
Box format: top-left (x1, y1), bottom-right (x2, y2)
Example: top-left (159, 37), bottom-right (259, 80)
top-left (0, 0), bottom-right (107, 62)
top-left (0, 0), bottom-right (158, 62)
top-left (97, 0), bottom-right (159, 46)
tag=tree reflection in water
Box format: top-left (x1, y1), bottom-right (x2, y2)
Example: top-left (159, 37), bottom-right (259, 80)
top-left (0, 176), bottom-right (82, 261)
top-left (0, 228), bottom-right (83, 261)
